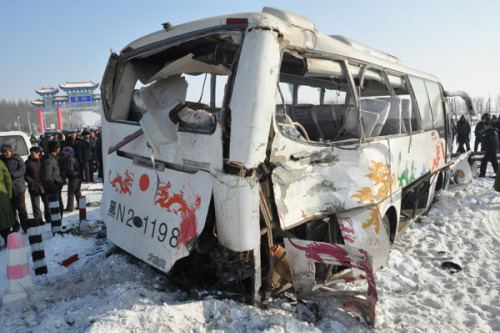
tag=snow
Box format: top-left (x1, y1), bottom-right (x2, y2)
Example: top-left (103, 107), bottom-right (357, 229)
top-left (1, 169), bottom-right (499, 332)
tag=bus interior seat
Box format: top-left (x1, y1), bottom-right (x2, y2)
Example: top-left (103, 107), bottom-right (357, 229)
top-left (309, 107), bottom-right (325, 141)
top-left (345, 107), bottom-right (379, 138)
top-left (276, 104), bottom-right (353, 142)
top-left (312, 105), bottom-right (346, 141)
top-left (378, 97), bottom-right (402, 135)
top-left (276, 105), bottom-right (304, 140)
top-left (289, 105), bottom-right (323, 141)
top-left (360, 99), bottom-right (390, 137)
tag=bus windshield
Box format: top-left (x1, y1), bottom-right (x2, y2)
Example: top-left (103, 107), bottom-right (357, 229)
top-left (102, 31), bottom-right (242, 130)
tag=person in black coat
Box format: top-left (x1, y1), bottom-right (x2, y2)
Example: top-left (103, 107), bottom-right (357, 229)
top-left (64, 131), bottom-right (84, 179)
top-left (96, 130), bottom-right (103, 180)
top-left (1, 144), bottom-right (28, 232)
top-left (492, 115), bottom-right (500, 134)
top-left (61, 147), bottom-right (81, 212)
top-left (80, 130), bottom-right (95, 183)
top-left (456, 115), bottom-right (471, 153)
top-left (39, 135), bottom-right (50, 156)
top-left (25, 146), bottom-right (50, 224)
top-left (479, 122), bottom-right (499, 177)
top-left (474, 113), bottom-right (489, 152)
top-left (40, 140), bottom-right (65, 221)
top-left (62, 130), bottom-right (78, 151)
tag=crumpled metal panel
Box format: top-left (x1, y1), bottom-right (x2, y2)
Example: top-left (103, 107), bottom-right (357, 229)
top-left (271, 127), bottom-right (447, 231)
top-left (284, 238), bottom-right (377, 326)
top-left (271, 126), bottom-right (447, 274)
top-left (270, 132), bottom-right (388, 230)
top-left (336, 207), bottom-right (391, 272)
top-left (212, 173), bottom-right (261, 252)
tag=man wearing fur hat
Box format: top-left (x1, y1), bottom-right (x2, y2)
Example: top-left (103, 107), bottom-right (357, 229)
top-left (1, 144), bottom-right (28, 232)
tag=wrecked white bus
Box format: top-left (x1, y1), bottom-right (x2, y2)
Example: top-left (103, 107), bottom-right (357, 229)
top-left (100, 7), bottom-right (475, 325)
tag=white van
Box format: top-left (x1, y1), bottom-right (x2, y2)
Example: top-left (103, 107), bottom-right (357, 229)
top-left (0, 131), bottom-right (31, 161)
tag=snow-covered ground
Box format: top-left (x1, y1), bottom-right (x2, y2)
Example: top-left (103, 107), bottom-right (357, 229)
top-left (0, 164), bottom-right (499, 332)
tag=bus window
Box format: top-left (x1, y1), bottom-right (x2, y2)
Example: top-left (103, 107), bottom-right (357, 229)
top-left (408, 76), bottom-right (433, 131)
top-left (275, 53), bottom-right (354, 143)
top-left (425, 80), bottom-right (445, 131)
top-left (355, 64), bottom-right (416, 136)
top-left (102, 32), bottom-right (241, 134)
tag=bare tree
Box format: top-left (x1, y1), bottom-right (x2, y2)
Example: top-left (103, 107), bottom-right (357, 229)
top-left (472, 97), bottom-right (485, 115)
top-left (448, 97), bottom-right (465, 115)
top-left (494, 93), bottom-right (500, 115)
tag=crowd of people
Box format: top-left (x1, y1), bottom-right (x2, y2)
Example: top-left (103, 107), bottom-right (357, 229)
top-left (0, 128), bottom-right (102, 248)
top-left (456, 113), bottom-right (500, 153)
top-left (455, 113), bottom-right (500, 179)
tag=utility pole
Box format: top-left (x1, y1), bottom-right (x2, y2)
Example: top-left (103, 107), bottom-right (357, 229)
top-left (17, 116), bottom-right (21, 131)
top-left (27, 111), bottom-right (32, 134)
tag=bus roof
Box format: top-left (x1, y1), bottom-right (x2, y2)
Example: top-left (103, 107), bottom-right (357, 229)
top-left (121, 7), bottom-right (439, 83)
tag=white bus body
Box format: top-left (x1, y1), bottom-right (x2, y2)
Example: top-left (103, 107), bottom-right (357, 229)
top-left (100, 7), bottom-right (474, 325)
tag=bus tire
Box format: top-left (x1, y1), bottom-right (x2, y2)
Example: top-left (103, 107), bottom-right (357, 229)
top-left (382, 214), bottom-right (392, 245)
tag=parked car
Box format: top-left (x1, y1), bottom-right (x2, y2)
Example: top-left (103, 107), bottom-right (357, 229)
top-left (0, 131), bottom-right (31, 161)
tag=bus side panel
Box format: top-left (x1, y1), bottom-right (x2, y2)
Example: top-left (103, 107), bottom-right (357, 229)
top-left (101, 123), bottom-right (214, 273)
top-left (101, 157), bottom-right (212, 272)
top-left (271, 122), bottom-right (447, 271)
top-left (270, 129), bottom-right (391, 230)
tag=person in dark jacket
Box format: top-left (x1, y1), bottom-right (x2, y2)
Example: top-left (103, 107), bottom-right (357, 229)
top-left (29, 134), bottom-right (38, 146)
top-left (1, 144), bottom-right (28, 232)
top-left (61, 147), bottom-right (81, 212)
top-left (492, 115), bottom-right (500, 135)
top-left (479, 122), bottom-right (499, 177)
top-left (39, 135), bottom-right (50, 156)
top-left (96, 130), bottom-right (103, 180)
top-left (63, 130), bottom-right (78, 151)
top-left (474, 113), bottom-right (489, 152)
top-left (80, 130), bottom-right (95, 183)
top-left (456, 115), bottom-right (471, 153)
top-left (25, 146), bottom-right (49, 224)
top-left (63, 131), bottom-right (84, 179)
top-left (0, 159), bottom-right (15, 246)
top-left (40, 140), bottom-right (65, 221)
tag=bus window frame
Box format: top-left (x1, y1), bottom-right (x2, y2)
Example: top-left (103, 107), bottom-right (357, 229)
top-left (101, 30), bottom-right (245, 129)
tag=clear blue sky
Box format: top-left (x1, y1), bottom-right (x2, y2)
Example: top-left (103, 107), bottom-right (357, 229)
top-left (1, 0), bottom-right (499, 102)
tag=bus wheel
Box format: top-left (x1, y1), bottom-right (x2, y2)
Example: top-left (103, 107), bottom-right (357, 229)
top-left (382, 214), bottom-right (391, 244)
